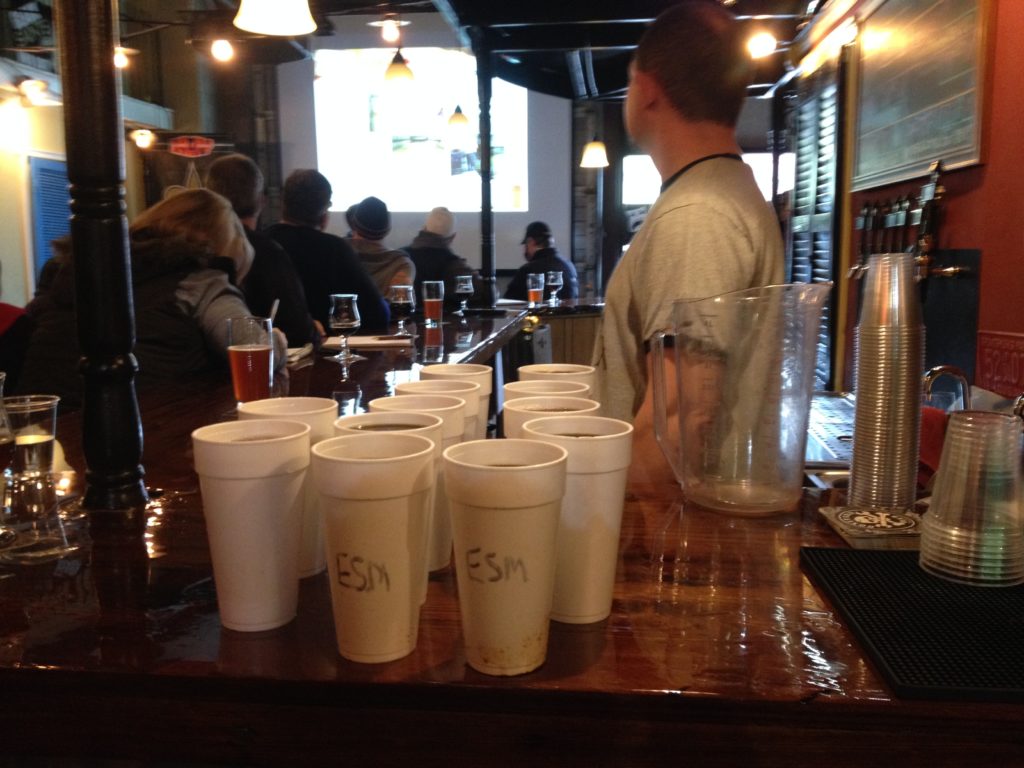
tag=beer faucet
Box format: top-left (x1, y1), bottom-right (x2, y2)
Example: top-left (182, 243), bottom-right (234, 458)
top-left (922, 364), bottom-right (972, 409)
top-left (915, 161), bottom-right (944, 281)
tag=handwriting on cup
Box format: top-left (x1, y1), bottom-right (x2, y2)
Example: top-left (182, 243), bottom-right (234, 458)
top-left (336, 553), bottom-right (390, 592)
top-left (465, 548), bottom-right (528, 583)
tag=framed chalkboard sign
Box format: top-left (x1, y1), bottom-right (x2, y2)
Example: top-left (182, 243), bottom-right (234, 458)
top-left (852, 0), bottom-right (988, 191)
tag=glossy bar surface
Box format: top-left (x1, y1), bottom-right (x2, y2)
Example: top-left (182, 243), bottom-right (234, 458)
top-left (0, 311), bottom-right (1021, 766)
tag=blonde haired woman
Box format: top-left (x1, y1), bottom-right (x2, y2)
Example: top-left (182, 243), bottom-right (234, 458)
top-left (18, 189), bottom-right (284, 407)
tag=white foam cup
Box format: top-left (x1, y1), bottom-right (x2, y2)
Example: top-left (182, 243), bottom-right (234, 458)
top-left (192, 419), bottom-right (310, 632)
top-left (522, 416), bottom-right (634, 623)
top-left (237, 396), bottom-right (338, 577)
top-left (369, 394), bottom-right (466, 571)
top-left (516, 364), bottom-right (597, 399)
top-left (418, 363), bottom-right (492, 439)
top-left (443, 439), bottom-right (568, 676)
top-left (334, 411), bottom-right (445, 604)
top-left (503, 379), bottom-right (592, 402)
top-left (395, 379), bottom-right (481, 442)
top-left (502, 395), bottom-right (601, 439)
top-left (312, 433), bottom-right (435, 663)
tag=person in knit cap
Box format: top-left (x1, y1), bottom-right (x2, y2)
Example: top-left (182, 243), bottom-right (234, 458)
top-left (264, 170), bottom-right (389, 332)
top-left (346, 196), bottom-right (415, 296)
top-left (403, 206), bottom-right (481, 311)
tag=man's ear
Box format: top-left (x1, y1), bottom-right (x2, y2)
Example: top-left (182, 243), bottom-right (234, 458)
top-left (631, 67), bottom-right (660, 112)
top-left (319, 211), bottom-right (330, 231)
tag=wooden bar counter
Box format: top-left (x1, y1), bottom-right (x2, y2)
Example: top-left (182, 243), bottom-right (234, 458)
top-left (1, 311), bottom-right (1021, 766)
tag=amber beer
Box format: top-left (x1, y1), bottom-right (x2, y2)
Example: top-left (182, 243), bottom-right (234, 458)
top-left (423, 298), bottom-right (443, 326)
top-left (422, 280), bottom-right (444, 327)
top-left (526, 273), bottom-right (545, 307)
top-left (228, 344), bottom-right (272, 403)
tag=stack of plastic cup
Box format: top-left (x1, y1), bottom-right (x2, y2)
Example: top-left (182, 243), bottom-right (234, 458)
top-left (848, 253), bottom-right (924, 510)
top-left (919, 411), bottom-right (1024, 587)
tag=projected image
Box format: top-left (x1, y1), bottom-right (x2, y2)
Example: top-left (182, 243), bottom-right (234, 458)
top-left (314, 48), bottom-right (529, 213)
top-left (621, 152), bottom-right (795, 206)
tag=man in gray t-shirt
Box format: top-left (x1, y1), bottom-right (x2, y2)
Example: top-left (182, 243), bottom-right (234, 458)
top-left (592, 1), bottom-right (784, 423)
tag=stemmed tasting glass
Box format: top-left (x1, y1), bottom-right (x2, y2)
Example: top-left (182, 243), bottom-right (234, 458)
top-left (388, 285), bottom-right (416, 337)
top-left (454, 274), bottom-right (474, 316)
top-left (546, 271), bottom-right (564, 307)
top-left (328, 294), bottom-right (365, 367)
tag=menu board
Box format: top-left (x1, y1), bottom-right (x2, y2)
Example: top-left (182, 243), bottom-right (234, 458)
top-left (852, 0), bottom-right (985, 190)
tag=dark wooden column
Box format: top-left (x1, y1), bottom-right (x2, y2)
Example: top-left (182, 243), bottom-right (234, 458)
top-left (470, 28), bottom-right (497, 307)
top-left (54, 0), bottom-right (148, 529)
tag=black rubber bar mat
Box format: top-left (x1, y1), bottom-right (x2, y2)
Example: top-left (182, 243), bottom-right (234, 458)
top-left (800, 547), bottom-right (1024, 701)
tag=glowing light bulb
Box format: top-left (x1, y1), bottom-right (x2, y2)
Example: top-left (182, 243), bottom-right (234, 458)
top-left (381, 18), bottom-right (400, 43)
top-left (747, 31), bottom-right (777, 59)
top-left (131, 129), bottom-right (155, 149)
top-left (211, 39), bottom-right (235, 62)
top-left (114, 46), bottom-right (130, 69)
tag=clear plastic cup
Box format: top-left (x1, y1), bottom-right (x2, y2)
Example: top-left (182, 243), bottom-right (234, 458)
top-left (919, 410), bottom-right (1024, 587)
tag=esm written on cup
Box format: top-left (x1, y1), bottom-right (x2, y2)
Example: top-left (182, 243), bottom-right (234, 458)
top-left (312, 432), bottom-right (436, 663)
top-left (443, 438), bottom-right (568, 676)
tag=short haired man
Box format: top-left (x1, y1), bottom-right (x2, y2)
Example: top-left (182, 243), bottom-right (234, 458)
top-left (346, 196), bottom-right (415, 296)
top-left (592, 0), bottom-right (784, 422)
top-left (264, 170), bottom-right (389, 332)
top-left (205, 153), bottom-right (319, 347)
top-left (403, 207), bottom-right (481, 311)
top-left (503, 221), bottom-right (579, 302)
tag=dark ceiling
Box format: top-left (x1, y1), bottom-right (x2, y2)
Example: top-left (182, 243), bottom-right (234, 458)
top-left (309, 0), bottom-right (817, 99)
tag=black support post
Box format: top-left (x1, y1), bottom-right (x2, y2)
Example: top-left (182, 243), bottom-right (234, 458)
top-left (471, 28), bottom-right (497, 307)
top-left (54, 0), bottom-right (148, 530)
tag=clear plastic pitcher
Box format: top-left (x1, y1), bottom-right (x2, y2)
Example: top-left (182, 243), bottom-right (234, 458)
top-left (651, 283), bottom-right (831, 515)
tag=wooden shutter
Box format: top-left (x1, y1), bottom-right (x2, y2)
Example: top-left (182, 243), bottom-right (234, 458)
top-left (787, 58), bottom-right (843, 390)
top-left (29, 156), bottom-right (71, 282)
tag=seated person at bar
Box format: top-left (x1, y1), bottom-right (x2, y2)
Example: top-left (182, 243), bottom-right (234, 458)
top-left (265, 171), bottom-right (389, 332)
top-left (592, 1), bottom-right (783, 423)
top-left (403, 207), bottom-right (481, 311)
top-left (346, 196), bottom-right (415, 296)
top-left (205, 153), bottom-right (320, 348)
top-left (503, 221), bottom-right (579, 302)
top-left (0, 268), bottom-right (33, 391)
top-left (18, 188), bottom-right (285, 408)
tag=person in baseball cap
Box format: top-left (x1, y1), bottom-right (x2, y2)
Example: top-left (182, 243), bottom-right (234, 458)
top-left (520, 220), bottom-right (552, 245)
top-left (503, 220), bottom-right (578, 302)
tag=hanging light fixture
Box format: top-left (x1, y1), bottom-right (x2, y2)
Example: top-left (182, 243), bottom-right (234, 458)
top-left (368, 14), bottom-right (409, 44)
top-left (130, 129), bottom-right (156, 149)
top-left (746, 31), bottom-right (777, 59)
top-left (447, 105), bottom-right (469, 127)
top-left (233, 0), bottom-right (316, 37)
top-left (15, 77), bottom-right (49, 107)
top-left (210, 38), bottom-right (235, 62)
top-left (580, 138), bottom-right (609, 168)
top-left (113, 46), bottom-right (138, 69)
top-left (385, 49), bottom-right (414, 81)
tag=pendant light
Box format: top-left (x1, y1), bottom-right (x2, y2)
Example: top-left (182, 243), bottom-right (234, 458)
top-left (447, 105), bottom-right (469, 127)
top-left (385, 49), bottom-right (414, 81)
top-left (233, 0), bottom-right (316, 37)
top-left (113, 46), bottom-right (138, 69)
top-left (130, 129), bottom-right (156, 150)
top-left (580, 138), bottom-right (609, 168)
top-left (369, 13), bottom-right (410, 44)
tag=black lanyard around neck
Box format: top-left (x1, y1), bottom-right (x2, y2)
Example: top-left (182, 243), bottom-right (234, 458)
top-left (660, 153), bottom-right (743, 193)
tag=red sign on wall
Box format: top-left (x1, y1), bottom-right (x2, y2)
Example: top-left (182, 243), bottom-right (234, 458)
top-left (976, 331), bottom-right (1024, 398)
top-left (167, 135), bottom-right (216, 158)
